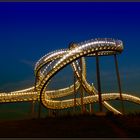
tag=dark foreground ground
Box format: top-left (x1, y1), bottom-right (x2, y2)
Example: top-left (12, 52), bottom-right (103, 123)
top-left (0, 113), bottom-right (140, 138)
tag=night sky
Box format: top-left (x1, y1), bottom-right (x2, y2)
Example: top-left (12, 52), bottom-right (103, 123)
top-left (0, 2), bottom-right (140, 96)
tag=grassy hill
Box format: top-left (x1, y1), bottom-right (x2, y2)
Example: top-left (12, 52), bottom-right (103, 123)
top-left (0, 113), bottom-right (140, 138)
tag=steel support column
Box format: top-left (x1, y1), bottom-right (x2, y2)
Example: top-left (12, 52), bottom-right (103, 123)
top-left (73, 71), bottom-right (76, 113)
top-left (89, 104), bottom-right (93, 114)
top-left (95, 52), bottom-right (102, 112)
top-left (114, 54), bottom-right (125, 114)
top-left (31, 100), bottom-right (35, 118)
top-left (80, 58), bottom-right (85, 113)
top-left (38, 101), bottom-right (41, 119)
top-left (90, 83), bottom-right (94, 114)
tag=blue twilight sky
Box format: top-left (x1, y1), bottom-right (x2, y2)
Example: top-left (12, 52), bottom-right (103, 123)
top-left (0, 2), bottom-right (140, 95)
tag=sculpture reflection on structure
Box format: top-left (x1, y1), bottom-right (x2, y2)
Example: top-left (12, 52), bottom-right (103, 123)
top-left (0, 38), bottom-right (140, 115)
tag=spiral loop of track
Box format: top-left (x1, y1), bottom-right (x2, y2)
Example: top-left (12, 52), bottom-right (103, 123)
top-left (0, 38), bottom-right (140, 115)
top-left (35, 38), bottom-right (140, 114)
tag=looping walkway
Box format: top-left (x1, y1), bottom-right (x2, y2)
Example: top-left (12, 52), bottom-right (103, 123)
top-left (0, 38), bottom-right (140, 115)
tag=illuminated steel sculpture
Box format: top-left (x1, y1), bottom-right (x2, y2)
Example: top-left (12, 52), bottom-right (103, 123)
top-left (0, 38), bottom-right (140, 115)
